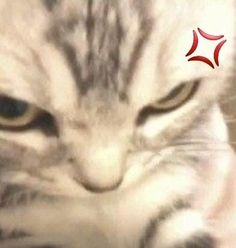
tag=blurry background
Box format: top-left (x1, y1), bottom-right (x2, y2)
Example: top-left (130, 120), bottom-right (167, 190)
top-left (222, 77), bottom-right (236, 150)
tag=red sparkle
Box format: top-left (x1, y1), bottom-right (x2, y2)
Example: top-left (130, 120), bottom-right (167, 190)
top-left (186, 28), bottom-right (227, 69)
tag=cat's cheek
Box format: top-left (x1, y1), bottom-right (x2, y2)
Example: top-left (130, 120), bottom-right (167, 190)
top-left (147, 210), bottom-right (215, 248)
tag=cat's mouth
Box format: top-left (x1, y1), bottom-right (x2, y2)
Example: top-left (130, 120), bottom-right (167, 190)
top-left (0, 152), bottom-right (156, 202)
top-left (0, 145), bottom-right (187, 200)
top-left (0, 168), bottom-right (89, 201)
top-left (120, 150), bottom-right (163, 189)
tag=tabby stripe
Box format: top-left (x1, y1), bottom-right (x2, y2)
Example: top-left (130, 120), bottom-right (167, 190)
top-left (0, 229), bottom-right (29, 241)
top-left (0, 240), bottom-right (61, 248)
top-left (0, 183), bottom-right (57, 208)
top-left (140, 199), bottom-right (190, 248)
top-left (174, 234), bottom-right (216, 248)
top-left (125, 18), bottom-right (153, 87)
top-left (42, 0), bottom-right (59, 12)
top-left (0, 185), bottom-right (39, 207)
top-left (30, 246), bottom-right (61, 248)
top-left (46, 17), bottom-right (84, 94)
top-left (60, 41), bottom-right (84, 93)
top-left (82, 0), bottom-right (95, 94)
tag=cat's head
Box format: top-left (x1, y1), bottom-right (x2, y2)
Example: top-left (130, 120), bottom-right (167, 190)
top-left (0, 0), bottom-right (235, 193)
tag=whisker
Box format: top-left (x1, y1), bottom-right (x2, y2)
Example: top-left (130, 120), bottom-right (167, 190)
top-left (220, 94), bottom-right (236, 105)
top-left (174, 148), bottom-right (231, 152)
top-left (225, 120), bottom-right (236, 124)
top-left (174, 141), bottom-right (236, 146)
top-left (170, 149), bottom-right (233, 156)
top-left (170, 140), bottom-right (231, 146)
top-left (224, 118), bottom-right (236, 124)
top-left (222, 113), bottom-right (236, 118)
top-left (167, 140), bottom-right (236, 151)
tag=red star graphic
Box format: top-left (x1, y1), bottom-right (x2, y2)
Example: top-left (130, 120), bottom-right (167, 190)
top-left (186, 28), bottom-right (227, 69)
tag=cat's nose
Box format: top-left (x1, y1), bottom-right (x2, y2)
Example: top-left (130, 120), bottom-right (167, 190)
top-left (82, 177), bottom-right (123, 193)
top-left (77, 145), bottom-right (125, 193)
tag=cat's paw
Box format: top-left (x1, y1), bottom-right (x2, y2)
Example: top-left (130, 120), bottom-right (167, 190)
top-left (144, 209), bottom-right (215, 248)
top-left (173, 234), bottom-right (215, 248)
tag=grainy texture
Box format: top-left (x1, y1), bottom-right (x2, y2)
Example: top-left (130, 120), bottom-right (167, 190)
top-left (0, 1), bottom-right (234, 248)
top-left (222, 81), bottom-right (236, 150)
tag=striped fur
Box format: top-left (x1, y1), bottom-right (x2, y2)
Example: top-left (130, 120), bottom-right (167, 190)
top-left (0, 0), bottom-right (235, 247)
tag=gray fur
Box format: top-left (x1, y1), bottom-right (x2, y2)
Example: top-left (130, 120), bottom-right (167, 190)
top-left (0, 0), bottom-right (235, 247)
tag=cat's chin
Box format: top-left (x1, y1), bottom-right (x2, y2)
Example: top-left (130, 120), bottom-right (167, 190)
top-left (193, 144), bottom-right (234, 216)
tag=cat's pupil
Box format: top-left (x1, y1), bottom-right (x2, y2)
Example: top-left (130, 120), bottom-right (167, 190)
top-left (158, 83), bottom-right (187, 104)
top-left (0, 96), bottom-right (28, 119)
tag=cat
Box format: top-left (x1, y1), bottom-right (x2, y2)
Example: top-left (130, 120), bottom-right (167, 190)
top-left (0, 0), bottom-right (235, 247)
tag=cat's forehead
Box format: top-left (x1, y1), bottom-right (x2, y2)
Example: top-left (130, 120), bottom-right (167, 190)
top-left (0, 0), bottom-right (234, 114)
top-left (0, 1), bottom-right (146, 93)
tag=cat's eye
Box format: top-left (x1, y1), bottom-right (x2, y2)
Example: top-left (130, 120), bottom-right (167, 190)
top-left (153, 80), bottom-right (199, 111)
top-left (136, 80), bottom-right (199, 125)
top-left (0, 95), bottom-right (41, 128)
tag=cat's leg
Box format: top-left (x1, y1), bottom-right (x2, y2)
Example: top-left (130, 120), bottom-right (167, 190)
top-left (0, 198), bottom-right (112, 248)
top-left (143, 208), bottom-right (215, 248)
top-left (133, 162), bottom-right (217, 248)
top-left (0, 161), bottom-right (216, 248)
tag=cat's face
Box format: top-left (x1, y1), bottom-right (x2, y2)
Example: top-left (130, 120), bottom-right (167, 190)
top-left (0, 0), bottom-right (234, 193)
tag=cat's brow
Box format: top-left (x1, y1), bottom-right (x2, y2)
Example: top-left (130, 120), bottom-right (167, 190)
top-left (45, 0), bottom-right (153, 100)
